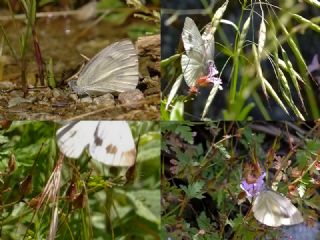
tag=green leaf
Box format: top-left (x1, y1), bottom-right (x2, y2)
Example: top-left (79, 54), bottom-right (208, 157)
top-left (166, 74), bottom-right (183, 110)
top-left (170, 101), bottom-right (184, 121)
top-left (161, 54), bottom-right (181, 68)
top-left (46, 58), bottom-right (56, 88)
top-left (202, 85), bottom-right (221, 119)
top-left (125, 189), bottom-right (161, 224)
top-left (175, 125), bottom-right (194, 144)
top-left (0, 135), bottom-right (9, 144)
top-left (98, 0), bottom-right (124, 8)
top-left (197, 212), bottom-right (212, 231)
top-left (215, 143), bottom-right (230, 159)
top-left (180, 181), bottom-right (205, 199)
top-left (306, 139), bottom-right (320, 153)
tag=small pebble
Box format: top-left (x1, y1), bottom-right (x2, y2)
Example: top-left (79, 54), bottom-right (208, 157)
top-left (43, 88), bottom-right (54, 98)
top-left (93, 93), bottom-right (115, 106)
top-left (52, 88), bottom-right (63, 98)
top-left (0, 81), bottom-right (15, 90)
top-left (38, 100), bottom-right (50, 106)
top-left (118, 89), bottom-right (144, 105)
top-left (69, 94), bottom-right (79, 102)
top-left (80, 96), bottom-right (93, 103)
top-left (51, 96), bottom-right (70, 108)
top-left (9, 90), bottom-right (24, 98)
top-left (8, 97), bottom-right (33, 108)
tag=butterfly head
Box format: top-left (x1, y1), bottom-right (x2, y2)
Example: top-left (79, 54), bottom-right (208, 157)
top-left (68, 80), bottom-right (91, 97)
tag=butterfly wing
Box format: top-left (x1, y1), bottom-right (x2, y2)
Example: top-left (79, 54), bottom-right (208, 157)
top-left (88, 121), bottom-right (136, 167)
top-left (181, 17), bottom-right (205, 61)
top-left (181, 17), bottom-right (212, 87)
top-left (181, 54), bottom-right (204, 87)
top-left (56, 121), bottom-right (98, 158)
top-left (252, 190), bottom-right (303, 227)
top-left (76, 40), bottom-right (139, 95)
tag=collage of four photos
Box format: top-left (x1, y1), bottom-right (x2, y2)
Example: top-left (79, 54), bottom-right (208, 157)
top-left (0, 0), bottom-right (320, 239)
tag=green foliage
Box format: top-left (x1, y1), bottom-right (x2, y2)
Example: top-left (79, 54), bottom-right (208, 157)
top-left (127, 23), bottom-right (159, 39)
top-left (98, 0), bottom-right (130, 25)
top-left (161, 121), bottom-right (194, 144)
top-left (98, 0), bottom-right (160, 37)
top-left (45, 58), bottom-right (56, 88)
top-left (180, 181), bottom-right (205, 200)
top-left (169, 101), bottom-right (184, 121)
top-left (161, 121), bottom-right (319, 239)
top-left (0, 121), bottom-right (160, 239)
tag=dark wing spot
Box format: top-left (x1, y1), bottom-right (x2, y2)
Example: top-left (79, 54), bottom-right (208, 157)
top-left (94, 123), bottom-right (103, 146)
top-left (94, 136), bottom-right (103, 146)
top-left (106, 144), bottom-right (117, 154)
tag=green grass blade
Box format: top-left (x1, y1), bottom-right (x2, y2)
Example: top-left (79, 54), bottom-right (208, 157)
top-left (278, 68), bottom-right (305, 120)
top-left (303, 0), bottom-right (320, 8)
top-left (264, 78), bottom-right (289, 115)
top-left (292, 13), bottom-right (320, 33)
top-left (170, 101), bottom-right (184, 121)
top-left (201, 85), bottom-right (220, 119)
top-left (279, 46), bottom-right (306, 112)
top-left (210, 0), bottom-right (229, 35)
top-left (166, 74), bottom-right (183, 110)
top-left (252, 44), bottom-right (267, 98)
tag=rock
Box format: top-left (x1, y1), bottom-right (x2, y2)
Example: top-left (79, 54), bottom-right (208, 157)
top-left (38, 100), bottom-right (50, 106)
top-left (118, 89), bottom-right (144, 105)
top-left (8, 97), bottom-right (33, 108)
top-left (43, 88), bottom-right (54, 98)
top-left (69, 94), bottom-right (79, 102)
top-left (51, 96), bottom-right (70, 108)
top-left (93, 93), bottom-right (115, 106)
top-left (9, 90), bottom-right (24, 98)
top-left (136, 35), bottom-right (160, 60)
top-left (80, 96), bottom-right (93, 103)
top-left (52, 88), bottom-right (63, 98)
top-left (0, 81), bottom-right (15, 90)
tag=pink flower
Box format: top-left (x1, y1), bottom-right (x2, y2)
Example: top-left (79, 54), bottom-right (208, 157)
top-left (240, 172), bottom-right (266, 198)
top-left (308, 54), bottom-right (320, 73)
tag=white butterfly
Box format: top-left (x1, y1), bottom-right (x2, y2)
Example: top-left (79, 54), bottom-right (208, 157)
top-left (70, 40), bottom-right (139, 96)
top-left (56, 121), bottom-right (136, 167)
top-left (252, 190), bottom-right (304, 227)
top-left (181, 17), bottom-right (219, 88)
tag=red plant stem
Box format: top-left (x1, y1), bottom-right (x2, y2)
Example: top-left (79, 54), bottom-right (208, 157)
top-left (21, 60), bottom-right (27, 96)
top-left (32, 27), bottom-right (45, 86)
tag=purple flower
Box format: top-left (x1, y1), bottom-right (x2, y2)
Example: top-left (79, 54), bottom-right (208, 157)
top-left (240, 172), bottom-right (266, 198)
top-left (206, 60), bottom-right (223, 90)
top-left (207, 60), bottom-right (219, 77)
top-left (308, 54), bottom-right (320, 73)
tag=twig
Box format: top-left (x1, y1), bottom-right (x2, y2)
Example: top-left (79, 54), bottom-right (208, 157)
top-left (66, 95), bottom-right (159, 120)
